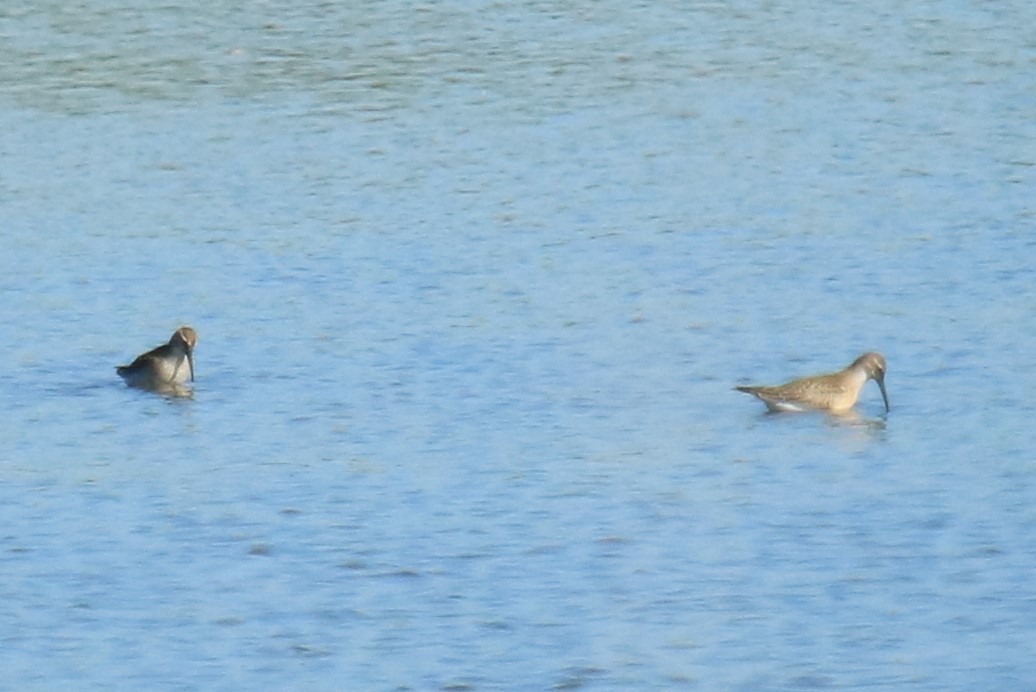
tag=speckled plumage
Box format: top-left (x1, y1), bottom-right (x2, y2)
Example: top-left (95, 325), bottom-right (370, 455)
top-left (736, 352), bottom-right (889, 413)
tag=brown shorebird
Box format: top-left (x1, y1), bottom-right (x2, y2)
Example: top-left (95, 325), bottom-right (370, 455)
top-left (117, 326), bottom-right (197, 392)
top-left (735, 352), bottom-right (889, 413)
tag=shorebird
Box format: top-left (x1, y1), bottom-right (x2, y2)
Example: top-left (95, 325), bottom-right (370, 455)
top-left (117, 326), bottom-right (197, 392)
top-left (735, 352), bottom-right (889, 414)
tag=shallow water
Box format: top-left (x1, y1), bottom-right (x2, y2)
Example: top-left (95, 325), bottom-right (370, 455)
top-left (2, 0), bottom-right (1036, 688)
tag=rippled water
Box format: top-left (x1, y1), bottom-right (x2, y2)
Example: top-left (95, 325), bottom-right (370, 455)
top-left (3, 1), bottom-right (1036, 689)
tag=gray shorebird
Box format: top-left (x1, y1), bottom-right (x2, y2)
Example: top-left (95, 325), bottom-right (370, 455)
top-left (735, 352), bottom-right (889, 413)
top-left (117, 326), bottom-right (197, 392)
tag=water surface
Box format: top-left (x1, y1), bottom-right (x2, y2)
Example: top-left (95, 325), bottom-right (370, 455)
top-left (2, 1), bottom-right (1035, 688)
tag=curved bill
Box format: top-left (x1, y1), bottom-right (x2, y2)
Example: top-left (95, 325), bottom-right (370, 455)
top-left (876, 375), bottom-right (890, 412)
top-left (187, 349), bottom-right (195, 382)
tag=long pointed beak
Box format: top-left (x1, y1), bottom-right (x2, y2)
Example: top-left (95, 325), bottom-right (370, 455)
top-left (876, 375), bottom-right (889, 412)
top-left (187, 348), bottom-right (195, 382)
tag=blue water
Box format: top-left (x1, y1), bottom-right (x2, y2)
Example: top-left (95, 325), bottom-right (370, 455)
top-left (2, 1), bottom-right (1036, 689)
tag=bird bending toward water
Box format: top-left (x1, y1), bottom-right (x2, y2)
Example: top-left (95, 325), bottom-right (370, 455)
top-left (117, 326), bottom-right (197, 393)
top-left (735, 352), bottom-right (889, 414)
